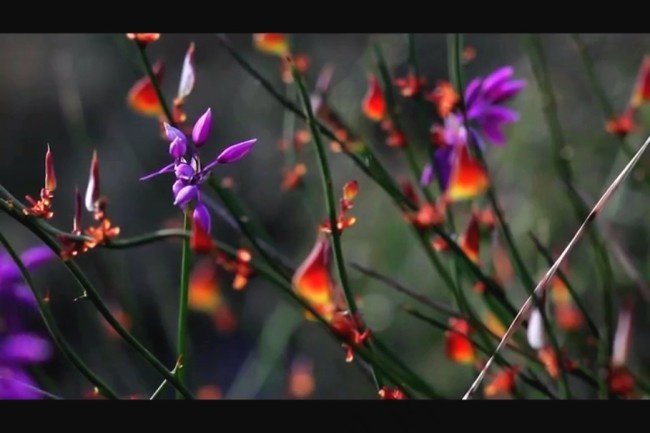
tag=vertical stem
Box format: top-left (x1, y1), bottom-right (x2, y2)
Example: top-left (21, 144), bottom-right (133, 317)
top-left (176, 210), bottom-right (192, 398)
top-left (291, 63), bottom-right (384, 390)
top-left (134, 41), bottom-right (175, 127)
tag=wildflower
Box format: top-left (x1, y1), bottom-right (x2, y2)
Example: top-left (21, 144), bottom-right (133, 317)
top-left (330, 310), bottom-right (370, 362)
top-left (281, 53), bottom-right (310, 84)
top-left (606, 302), bottom-right (636, 397)
top-left (288, 357), bottom-right (315, 399)
top-left (445, 317), bottom-right (476, 364)
top-left (282, 163), bottom-right (307, 191)
top-left (484, 366), bottom-right (520, 397)
top-left (139, 107), bottom-right (256, 234)
top-left (0, 245), bottom-right (54, 399)
top-left (320, 180), bottom-right (359, 234)
top-left (24, 145), bottom-right (56, 219)
top-left (126, 33), bottom-right (160, 44)
top-left (362, 74), bottom-right (386, 121)
top-left (172, 42), bottom-right (196, 128)
top-left (83, 152), bottom-right (120, 249)
top-left (426, 81), bottom-right (459, 118)
top-left (550, 276), bottom-right (583, 331)
top-left (253, 33), bottom-right (290, 56)
top-left (395, 72), bottom-right (426, 98)
top-left (292, 234), bottom-right (344, 321)
top-left (378, 386), bottom-right (407, 400)
top-left (127, 60), bottom-right (165, 117)
top-left (464, 66), bottom-right (526, 146)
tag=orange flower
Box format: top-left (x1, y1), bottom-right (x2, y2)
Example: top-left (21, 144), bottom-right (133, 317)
top-left (282, 53), bottom-right (310, 83)
top-left (459, 212), bottom-right (480, 262)
top-left (281, 163), bottom-right (307, 191)
top-left (484, 366), bottom-right (520, 397)
top-left (253, 33), bottom-right (289, 56)
top-left (288, 357), bottom-right (316, 399)
top-left (362, 74), bottom-right (386, 121)
top-left (538, 346), bottom-right (559, 379)
top-left (24, 146), bottom-right (57, 219)
top-left (630, 55), bottom-right (650, 108)
top-left (127, 60), bottom-right (165, 116)
top-left (404, 201), bottom-right (446, 229)
top-left (126, 33), bottom-right (160, 44)
top-left (426, 81), bottom-right (459, 118)
top-left (189, 259), bottom-right (221, 312)
top-left (444, 145), bottom-right (489, 202)
top-left (292, 234), bottom-right (342, 321)
top-left (445, 318), bottom-right (476, 364)
top-left (394, 72), bottom-right (426, 97)
top-left (606, 107), bottom-right (637, 137)
top-left (378, 386), bottom-right (407, 399)
top-left (330, 311), bottom-right (370, 362)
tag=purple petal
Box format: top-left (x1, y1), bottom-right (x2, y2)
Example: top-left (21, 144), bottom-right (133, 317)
top-left (443, 114), bottom-right (468, 147)
top-left (10, 284), bottom-right (38, 307)
top-left (0, 333), bottom-right (51, 364)
top-left (479, 120), bottom-right (507, 144)
top-left (484, 106), bottom-right (519, 124)
top-left (164, 123), bottom-right (187, 146)
top-left (172, 179), bottom-right (186, 198)
top-left (434, 146), bottom-right (454, 191)
top-left (203, 139), bottom-right (257, 171)
top-left (173, 185), bottom-right (199, 207)
top-left (140, 162), bottom-right (175, 181)
top-left (492, 79), bottom-right (527, 104)
top-left (192, 108), bottom-right (213, 147)
top-left (0, 366), bottom-right (42, 399)
top-left (20, 246), bottom-right (54, 271)
top-left (481, 66), bottom-right (514, 97)
top-left (420, 163), bottom-right (434, 186)
top-left (175, 163), bottom-right (194, 180)
top-left (169, 137), bottom-right (187, 159)
top-left (464, 78), bottom-right (483, 108)
top-left (193, 201), bottom-right (211, 233)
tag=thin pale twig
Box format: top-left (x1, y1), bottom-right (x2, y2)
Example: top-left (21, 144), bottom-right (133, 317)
top-left (462, 133), bottom-right (650, 400)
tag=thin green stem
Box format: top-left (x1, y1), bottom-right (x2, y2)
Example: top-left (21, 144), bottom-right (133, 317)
top-left (291, 62), bottom-right (383, 389)
top-left (0, 198), bottom-right (194, 399)
top-left (523, 33), bottom-right (615, 399)
top-left (176, 210), bottom-right (192, 398)
top-left (449, 33), bottom-right (571, 397)
top-left (0, 231), bottom-right (119, 399)
top-left (150, 361), bottom-right (181, 400)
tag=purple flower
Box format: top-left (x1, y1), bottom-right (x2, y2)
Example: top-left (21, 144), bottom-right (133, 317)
top-left (0, 245), bottom-right (54, 399)
top-left (464, 66), bottom-right (525, 146)
top-left (421, 113), bottom-right (466, 188)
top-left (140, 107), bottom-right (256, 233)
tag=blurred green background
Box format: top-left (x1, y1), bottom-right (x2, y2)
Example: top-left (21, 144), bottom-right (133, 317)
top-left (2, 33), bottom-right (650, 399)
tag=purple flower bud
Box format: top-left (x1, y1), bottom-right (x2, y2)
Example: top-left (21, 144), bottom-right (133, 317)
top-left (202, 139), bottom-right (257, 171)
top-left (420, 163), bottom-right (434, 186)
top-left (175, 163), bottom-right (194, 180)
top-left (193, 201), bottom-right (211, 233)
top-left (169, 137), bottom-right (187, 159)
top-left (164, 123), bottom-right (187, 147)
top-left (172, 179), bottom-right (186, 198)
top-left (192, 108), bottom-right (213, 147)
top-left (173, 184), bottom-right (199, 207)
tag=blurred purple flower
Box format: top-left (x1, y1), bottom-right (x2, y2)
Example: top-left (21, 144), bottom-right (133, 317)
top-left (464, 66), bottom-right (525, 146)
top-left (0, 245), bottom-right (54, 399)
top-left (140, 107), bottom-right (256, 232)
top-left (421, 66), bottom-right (525, 187)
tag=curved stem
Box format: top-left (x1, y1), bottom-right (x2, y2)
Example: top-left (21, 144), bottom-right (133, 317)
top-left (0, 231), bottom-right (119, 399)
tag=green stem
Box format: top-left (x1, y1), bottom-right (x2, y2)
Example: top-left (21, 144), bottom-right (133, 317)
top-left (291, 62), bottom-right (383, 389)
top-left (176, 210), bottom-right (192, 398)
top-left (0, 231), bottom-right (119, 399)
top-left (150, 361), bottom-right (181, 400)
top-left (0, 198), bottom-right (194, 399)
top-left (523, 33), bottom-right (615, 399)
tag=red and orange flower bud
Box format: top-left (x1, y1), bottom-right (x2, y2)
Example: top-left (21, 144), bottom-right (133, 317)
top-left (127, 60), bottom-right (165, 116)
top-left (459, 212), bottom-right (480, 263)
top-left (378, 386), bottom-right (407, 400)
top-left (362, 74), bottom-right (386, 122)
top-left (426, 81), bottom-right (460, 118)
top-left (484, 366), bottom-right (520, 397)
top-left (292, 234), bottom-right (341, 321)
top-left (189, 259), bottom-right (221, 312)
top-left (330, 310), bottom-right (370, 362)
top-left (126, 33), bottom-right (160, 44)
top-left (631, 55), bottom-right (650, 108)
top-left (253, 33), bottom-right (290, 56)
top-left (445, 317), bottom-right (476, 364)
top-left (444, 145), bottom-right (489, 202)
top-left (395, 72), bottom-right (426, 98)
top-left (44, 144), bottom-right (56, 192)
